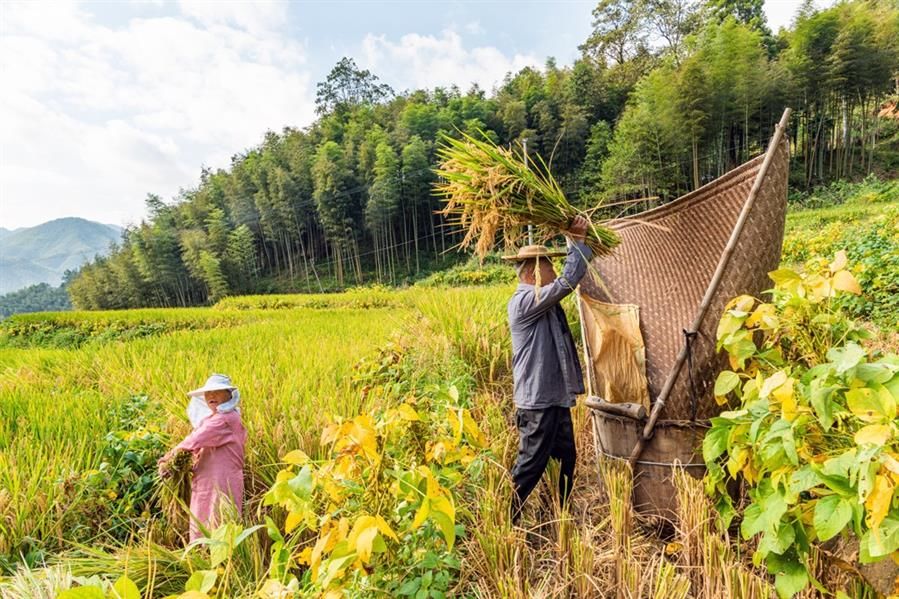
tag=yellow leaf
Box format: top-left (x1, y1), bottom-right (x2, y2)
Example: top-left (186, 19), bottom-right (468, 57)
top-left (725, 294), bottom-right (756, 313)
top-left (285, 510), bottom-right (303, 534)
top-left (296, 547), bottom-right (312, 565)
top-left (745, 303), bottom-right (778, 330)
top-left (397, 403), bottom-right (421, 422)
top-left (833, 270), bottom-right (862, 295)
top-left (447, 411), bottom-right (463, 444)
top-left (882, 454), bottom-right (899, 476)
top-left (773, 377), bottom-right (797, 421)
top-left (282, 450), bottom-right (310, 465)
top-left (866, 474), bottom-right (895, 531)
top-left (374, 515), bottom-right (398, 541)
top-left (350, 415), bottom-right (379, 463)
top-left (726, 447), bottom-right (749, 478)
top-left (336, 517), bottom-right (349, 543)
top-left (807, 275), bottom-right (831, 302)
top-left (178, 593), bottom-right (210, 599)
top-left (461, 409), bottom-right (487, 448)
top-left (411, 499), bottom-right (430, 529)
top-left (310, 530), bottom-right (332, 582)
top-left (855, 424), bottom-right (893, 446)
top-left (760, 370), bottom-right (788, 400)
top-left (352, 521), bottom-right (378, 563)
top-left (323, 591), bottom-right (344, 599)
top-left (830, 250), bottom-right (848, 273)
top-left (321, 423), bottom-right (341, 447)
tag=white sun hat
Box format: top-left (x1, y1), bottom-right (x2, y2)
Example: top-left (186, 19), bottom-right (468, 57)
top-left (186, 374), bottom-right (241, 429)
top-left (187, 373), bottom-right (237, 398)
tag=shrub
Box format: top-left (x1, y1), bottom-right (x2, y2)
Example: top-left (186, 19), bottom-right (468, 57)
top-left (705, 252), bottom-right (899, 598)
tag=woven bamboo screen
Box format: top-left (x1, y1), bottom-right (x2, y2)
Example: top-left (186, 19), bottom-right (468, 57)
top-left (579, 139), bottom-right (790, 420)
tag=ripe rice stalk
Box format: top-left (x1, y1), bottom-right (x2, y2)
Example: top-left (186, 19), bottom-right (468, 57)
top-left (434, 131), bottom-right (620, 259)
top-left (156, 448), bottom-right (193, 545)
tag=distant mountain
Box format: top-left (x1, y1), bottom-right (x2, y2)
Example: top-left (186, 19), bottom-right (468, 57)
top-left (0, 217), bottom-right (121, 294)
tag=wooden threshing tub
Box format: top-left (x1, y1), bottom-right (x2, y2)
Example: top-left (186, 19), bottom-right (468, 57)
top-left (578, 110), bottom-right (792, 523)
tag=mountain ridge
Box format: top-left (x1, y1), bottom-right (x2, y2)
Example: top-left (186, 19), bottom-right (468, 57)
top-left (0, 217), bottom-right (121, 294)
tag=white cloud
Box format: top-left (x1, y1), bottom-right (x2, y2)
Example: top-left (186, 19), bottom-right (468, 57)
top-left (0, 0), bottom-right (315, 229)
top-left (360, 29), bottom-right (539, 93)
top-left (178, 0), bottom-right (288, 34)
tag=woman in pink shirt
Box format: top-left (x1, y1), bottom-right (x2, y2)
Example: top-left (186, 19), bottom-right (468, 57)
top-left (158, 374), bottom-right (247, 542)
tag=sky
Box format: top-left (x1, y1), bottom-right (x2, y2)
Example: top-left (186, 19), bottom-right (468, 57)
top-left (0, 0), bottom-right (821, 230)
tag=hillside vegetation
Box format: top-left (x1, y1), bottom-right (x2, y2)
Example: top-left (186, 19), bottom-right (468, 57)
top-left (66, 0), bottom-right (899, 310)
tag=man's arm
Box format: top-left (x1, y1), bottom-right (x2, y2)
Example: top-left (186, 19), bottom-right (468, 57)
top-left (514, 217), bottom-right (593, 326)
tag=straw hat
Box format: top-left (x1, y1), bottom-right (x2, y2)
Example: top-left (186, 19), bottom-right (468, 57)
top-left (187, 373), bottom-right (236, 397)
top-left (501, 245), bottom-right (566, 262)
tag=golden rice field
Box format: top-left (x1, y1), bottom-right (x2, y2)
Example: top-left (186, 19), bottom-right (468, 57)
top-left (0, 192), bottom-right (896, 598)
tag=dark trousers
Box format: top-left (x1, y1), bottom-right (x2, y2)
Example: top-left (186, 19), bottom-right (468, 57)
top-left (510, 406), bottom-right (576, 522)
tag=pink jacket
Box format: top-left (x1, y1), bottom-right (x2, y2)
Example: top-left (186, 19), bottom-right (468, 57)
top-left (177, 410), bottom-right (247, 542)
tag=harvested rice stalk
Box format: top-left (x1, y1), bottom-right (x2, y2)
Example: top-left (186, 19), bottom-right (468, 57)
top-left (156, 448), bottom-right (193, 544)
top-left (435, 130), bottom-right (620, 259)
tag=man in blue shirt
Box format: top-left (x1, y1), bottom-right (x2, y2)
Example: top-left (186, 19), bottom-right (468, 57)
top-left (504, 216), bottom-right (592, 522)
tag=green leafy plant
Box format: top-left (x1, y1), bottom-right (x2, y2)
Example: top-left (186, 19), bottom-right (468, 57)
top-left (705, 251), bottom-right (899, 598)
top-left (261, 343), bottom-right (488, 597)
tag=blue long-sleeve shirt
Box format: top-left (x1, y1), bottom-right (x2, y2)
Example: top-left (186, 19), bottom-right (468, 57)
top-left (507, 241), bottom-right (592, 409)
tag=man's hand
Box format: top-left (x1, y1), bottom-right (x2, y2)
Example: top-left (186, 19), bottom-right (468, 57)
top-left (567, 215), bottom-right (588, 242)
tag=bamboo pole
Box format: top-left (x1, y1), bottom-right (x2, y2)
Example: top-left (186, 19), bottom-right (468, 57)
top-left (627, 107), bottom-right (792, 467)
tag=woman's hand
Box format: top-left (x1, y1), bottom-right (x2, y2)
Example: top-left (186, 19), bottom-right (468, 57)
top-left (157, 449), bottom-right (175, 479)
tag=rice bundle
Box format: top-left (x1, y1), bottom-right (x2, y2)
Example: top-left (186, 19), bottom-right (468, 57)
top-left (434, 130), bottom-right (620, 259)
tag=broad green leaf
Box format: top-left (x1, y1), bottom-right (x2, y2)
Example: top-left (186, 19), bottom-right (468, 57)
top-left (856, 363), bottom-right (894, 384)
top-left (788, 466), bottom-right (820, 496)
top-left (703, 426), bottom-right (729, 463)
top-left (112, 576), bottom-right (140, 599)
top-left (724, 336), bottom-right (756, 369)
top-left (57, 588), bottom-right (106, 599)
top-left (717, 312), bottom-right (746, 341)
top-left (759, 521), bottom-right (796, 556)
top-left (766, 550), bottom-right (809, 599)
top-left (742, 483), bottom-right (787, 539)
top-left (288, 465), bottom-right (314, 499)
top-left (813, 495), bottom-right (851, 541)
top-left (809, 384), bottom-right (836, 431)
top-left (827, 343), bottom-right (865, 374)
top-left (822, 449), bottom-right (856, 478)
top-left (714, 371), bottom-right (741, 398)
top-left (863, 515), bottom-right (899, 559)
top-left (184, 570), bottom-right (217, 594)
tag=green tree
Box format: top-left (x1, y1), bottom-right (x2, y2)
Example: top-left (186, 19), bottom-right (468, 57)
top-left (315, 57), bottom-right (393, 115)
